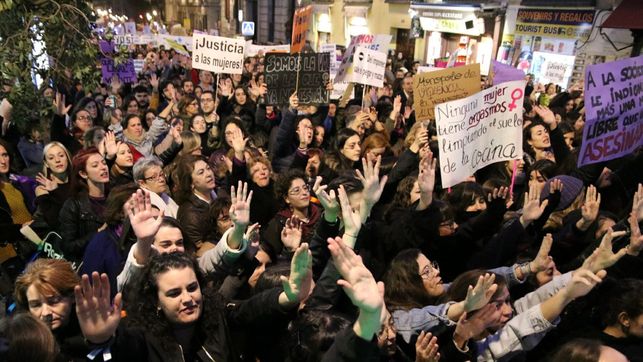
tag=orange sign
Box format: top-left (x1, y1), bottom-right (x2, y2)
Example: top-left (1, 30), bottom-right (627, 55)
top-left (291, 5), bottom-right (313, 53)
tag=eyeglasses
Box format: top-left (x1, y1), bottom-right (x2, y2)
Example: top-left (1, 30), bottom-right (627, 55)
top-left (420, 261), bottom-right (440, 279)
top-left (144, 171), bottom-right (166, 182)
top-left (76, 115), bottom-right (91, 121)
top-left (288, 184), bottom-right (310, 195)
top-left (200, 98), bottom-right (214, 103)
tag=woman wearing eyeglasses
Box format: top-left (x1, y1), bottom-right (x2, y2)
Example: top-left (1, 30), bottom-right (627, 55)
top-left (258, 169), bottom-right (321, 265)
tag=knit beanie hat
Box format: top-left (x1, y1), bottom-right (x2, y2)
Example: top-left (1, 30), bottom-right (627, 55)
top-left (540, 175), bottom-right (583, 211)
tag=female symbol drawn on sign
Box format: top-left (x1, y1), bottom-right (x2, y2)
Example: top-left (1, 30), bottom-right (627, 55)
top-left (508, 88), bottom-right (523, 111)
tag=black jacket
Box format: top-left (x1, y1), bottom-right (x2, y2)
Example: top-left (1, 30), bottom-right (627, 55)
top-left (57, 193), bottom-right (105, 264)
top-left (177, 193), bottom-right (217, 252)
top-left (109, 288), bottom-right (289, 362)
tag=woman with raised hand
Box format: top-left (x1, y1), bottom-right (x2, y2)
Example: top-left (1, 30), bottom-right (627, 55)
top-left (33, 141), bottom-right (73, 229)
top-left (13, 259), bottom-right (91, 360)
top-left (74, 243), bottom-right (313, 361)
top-left (117, 181), bottom-right (253, 291)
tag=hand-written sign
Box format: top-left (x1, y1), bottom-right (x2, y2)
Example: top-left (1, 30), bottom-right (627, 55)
top-left (413, 63), bottom-right (481, 121)
top-left (531, 52), bottom-right (575, 86)
top-left (352, 46), bottom-right (387, 87)
top-left (291, 5), bottom-right (313, 53)
top-left (335, 34), bottom-right (391, 83)
top-left (578, 55), bottom-right (643, 167)
top-left (191, 34), bottom-right (245, 74)
top-left (101, 58), bottom-right (137, 84)
top-left (436, 80), bottom-right (526, 188)
top-left (264, 52), bottom-right (330, 105)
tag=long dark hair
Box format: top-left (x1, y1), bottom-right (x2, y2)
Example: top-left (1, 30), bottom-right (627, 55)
top-left (324, 128), bottom-right (360, 172)
top-left (383, 249), bottom-right (438, 310)
top-left (173, 154), bottom-right (207, 205)
top-left (69, 147), bottom-right (103, 196)
top-left (124, 253), bottom-right (225, 351)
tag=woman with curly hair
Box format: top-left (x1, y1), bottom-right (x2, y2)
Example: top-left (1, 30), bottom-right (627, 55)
top-left (74, 247), bottom-right (313, 361)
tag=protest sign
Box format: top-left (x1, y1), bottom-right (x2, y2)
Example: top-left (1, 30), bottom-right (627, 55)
top-left (530, 51), bottom-right (575, 86)
top-left (99, 40), bottom-right (114, 54)
top-left (291, 5), bottom-right (313, 53)
top-left (335, 34), bottom-right (391, 83)
top-left (578, 55), bottom-right (643, 167)
top-left (435, 80), bottom-right (526, 188)
top-left (133, 59), bottom-right (145, 74)
top-left (191, 34), bottom-right (245, 74)
top-left (113, 34), bottom-right (134, 46)
top-left (413, 63), bottom-right (481, 121)
top-left (491, 60), bottom-right (525, 85)
top-left (101, 58), bottom-right (137, 84)
top-left (264, 52), bottom-right (330, 105)
top-left (124, 22), bottom-right (137, 35)
top-left (245, 41), bottom-right (290, 56)
top-left (352, 46), bottom-right (387, 87)
top-left (417, 66), bottom-right (439, 73)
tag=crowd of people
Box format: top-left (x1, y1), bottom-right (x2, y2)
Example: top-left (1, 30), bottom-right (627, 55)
top-left (0, 42), bottom-right (641, 362)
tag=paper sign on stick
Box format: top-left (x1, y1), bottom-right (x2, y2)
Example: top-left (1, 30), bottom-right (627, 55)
top-left (352, 46), bottom-right (387, 87)
top-left (191, 34), bottom-right (245, 74)
top-left (291, 6), bottom-right (313, 53)
top-left (435, 80), bottom-right (526, 188)
top-left (413, 63), bottom-right (481, 121)
top-left (578, 55), bottom-right (643, 167)
top-left (335, 34), bottom-right (391, 83)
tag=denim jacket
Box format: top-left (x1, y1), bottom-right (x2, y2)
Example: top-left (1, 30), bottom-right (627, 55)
top-left (393, 265), bottom-right (525, 344)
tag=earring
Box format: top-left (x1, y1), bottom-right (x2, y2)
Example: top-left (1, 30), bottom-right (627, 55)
top-left (156, 307), bottom-right (161, 317)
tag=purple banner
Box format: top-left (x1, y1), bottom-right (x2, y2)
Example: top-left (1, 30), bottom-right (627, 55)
top-left (492, 60), bottom-right (525, 85)
top-left (101, 58), bottom-right (137, 84)
top-left (578, 55), bottom-right (643, 167)
top-left (99, 40), bottom-right (114, 54)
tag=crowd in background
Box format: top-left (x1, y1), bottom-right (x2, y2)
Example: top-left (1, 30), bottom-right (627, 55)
top-left (0, 42), bottom-right (641, 362)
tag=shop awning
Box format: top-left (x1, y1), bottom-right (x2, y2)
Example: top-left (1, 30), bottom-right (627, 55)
top-left (601, 0), bottom-right (643, 30)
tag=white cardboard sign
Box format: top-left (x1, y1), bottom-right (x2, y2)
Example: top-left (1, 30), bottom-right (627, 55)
top-left (192, 34), bottom-right (245, 74)
top-left (352, 46), bottom-right (387, 87)
top-left (435, 80), bottom-right (526, 188)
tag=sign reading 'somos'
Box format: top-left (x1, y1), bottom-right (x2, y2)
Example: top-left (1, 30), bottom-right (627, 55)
top-left (191, 34), bottom-right (245, 74)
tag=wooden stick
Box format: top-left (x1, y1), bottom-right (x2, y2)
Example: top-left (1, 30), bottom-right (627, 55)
top-left (295, 52), bottom-right (302, 95)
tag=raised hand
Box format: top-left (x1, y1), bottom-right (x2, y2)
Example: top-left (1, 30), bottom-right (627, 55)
top-left (356, 154), bottom-right (388, 213)
top-left (417, 151), bottom-right (437, 211)
top-left (338, 185), bottom-right (362, 244)
top-left (463, 273), bottom-right (498, 313)
top-left (103, 131), bottom-right (119, 158)
top-left (531, 233), bottom-right (554, 273)
top-left (36, 173), bottom-right (59, 192)
top-left (487, 186), bottom-right (509, 206)
top-left (581, 228), bottom-right (628, 273)
top-left (632, 183), bottom-right (643, 222)
top-left (415, 331), bottom-right (440, 362)
top-left (219, 78), bottom-right (232, 97)
top-left (281, 216), bottom-right (303, 252)
top-left (533, 105), bottom-right (556, 128)
top-left (230, 181), bottom-right (253, 228)
top-left (328, 236), bottom-right (383, 315)
top-left (312, 176), bottom-right (339, 222)
top-left (74, 272), bottom-right (122, 344)
top-left (581, 185), bottom-right (601, 225)
top-left (627, 210), bottom-right (642, 256)
top-left (289, 92), bottom-right (299, 110)
top-left (280, 243), bottom-right (313, 305)
top-left (410, 127), bottom-right (429, 153)
top-left (520, 183), bottom-right (549, 227)
top-left (562, 269), bottom-right (606, 301)
top-left (453, 304), bottom-right (501, 349)
top-left (149, 73), bottom-right (159, 90)
top-left (53, 93), bottom-right (72, 116)
top-left (126, 189), bottom-right (164, 243)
